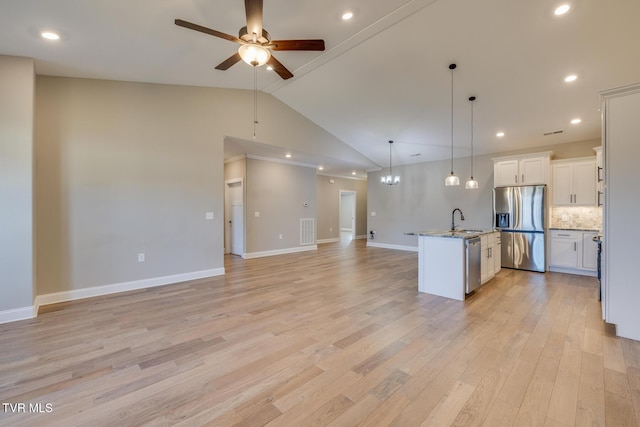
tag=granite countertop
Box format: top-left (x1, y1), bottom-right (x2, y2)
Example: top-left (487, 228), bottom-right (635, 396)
top-left (405, 229), bottom-right (497, 239)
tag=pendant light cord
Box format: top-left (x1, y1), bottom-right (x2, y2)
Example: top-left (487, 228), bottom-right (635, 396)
top-left (450, 66), bottom-right (454, 173)
top-left (470, 98), bottom-right (474, 177)
top-left (389, 141), bottom-right (393, 176)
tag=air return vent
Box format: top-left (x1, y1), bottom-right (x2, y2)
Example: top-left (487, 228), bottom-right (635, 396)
top-left (300, 218), bottom-right (315, 245)
top-left (543, 129), bottom-right (564, 136)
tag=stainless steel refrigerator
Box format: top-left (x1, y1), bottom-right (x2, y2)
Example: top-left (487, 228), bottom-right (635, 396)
top-left (494, 185), bottom-right (546, 272)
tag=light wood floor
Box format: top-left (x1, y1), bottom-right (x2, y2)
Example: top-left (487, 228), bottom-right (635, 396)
top-left (1, 239), bottom-right (639, 426)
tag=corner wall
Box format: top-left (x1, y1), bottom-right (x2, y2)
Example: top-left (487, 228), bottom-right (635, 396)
top-left (0, 56), bottom-right (35, 320)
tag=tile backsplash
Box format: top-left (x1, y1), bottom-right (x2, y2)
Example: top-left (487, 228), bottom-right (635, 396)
top-left (550, 206), bottom-right (602, 230)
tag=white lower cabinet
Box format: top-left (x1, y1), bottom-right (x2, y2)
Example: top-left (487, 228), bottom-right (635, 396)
top-left (481, 232), bottom-right (501, 284)
top-left (549, 230), bottom-right (597, 276)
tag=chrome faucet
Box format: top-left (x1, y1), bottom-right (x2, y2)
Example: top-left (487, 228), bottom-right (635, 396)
top-left (451, 208), bottom-right (465, 231)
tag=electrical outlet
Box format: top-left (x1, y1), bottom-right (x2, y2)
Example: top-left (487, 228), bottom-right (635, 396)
top-left (279, 234), bottom-right (283, 239)
top-left (254, 211), bottom-right (260, 217)
top-left (138, 253), bottom-right (145, 263)
top-left (371, 212), bottom-right (377, 216)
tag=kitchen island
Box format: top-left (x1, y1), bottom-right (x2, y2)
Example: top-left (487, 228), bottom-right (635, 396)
top-left (406, 230), bottom-right (500, 301)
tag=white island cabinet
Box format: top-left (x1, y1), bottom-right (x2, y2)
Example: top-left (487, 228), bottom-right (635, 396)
top-left (418, 234), bottom-right (466, 301)
top-left (411, 230), bottom-right (499, 301)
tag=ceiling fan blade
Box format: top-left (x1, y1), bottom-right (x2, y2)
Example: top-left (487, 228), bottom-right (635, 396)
top-left (244, 0), bottom-right (264, 39)
top-left (175, 19), bottom-right (242, 44)
top-left (267, 56), bottom-right (294, 80)
top-left (271, 39), bottom-right (325, 51)
top-left (215, 52), bottom-right (242, 70)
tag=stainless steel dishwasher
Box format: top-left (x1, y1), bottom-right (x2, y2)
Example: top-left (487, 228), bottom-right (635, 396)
top-left (465, 237), bottom-right (482, 294)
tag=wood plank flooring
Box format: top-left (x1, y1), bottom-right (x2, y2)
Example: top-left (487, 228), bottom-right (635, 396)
top-left (1, 239), bottom-right (639, 426)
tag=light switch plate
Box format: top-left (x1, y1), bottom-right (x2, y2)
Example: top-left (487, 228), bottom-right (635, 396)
top-left (138, 253), bottom-right (145, 263)
top-left (254, 211), bottom-right (260, 217)
top-left (206, 212), bottom-right (214, 220)
top-left (371, 212), bottom-right (377, 216)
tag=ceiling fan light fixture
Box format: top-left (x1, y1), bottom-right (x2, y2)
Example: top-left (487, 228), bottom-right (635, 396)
top-left (238, 43), bottom-right (271, 66)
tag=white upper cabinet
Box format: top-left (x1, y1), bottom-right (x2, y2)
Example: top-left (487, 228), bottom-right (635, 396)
top-left (551, 158), bottom-right (597, 206)
top-left (493, 152), bottom-right (552, 187)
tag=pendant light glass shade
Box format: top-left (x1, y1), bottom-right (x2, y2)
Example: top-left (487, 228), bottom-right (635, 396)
top-left (445, 173), bottom-right (460, 186)
top-left (381, 140), bottom-right (400, 185)
top-left (445, 64), bottom-right (459, 186)
top-left (465, 95), bottom-right (479, 190)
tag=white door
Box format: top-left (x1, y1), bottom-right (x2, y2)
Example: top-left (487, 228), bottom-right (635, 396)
top-left (226, 179), bottom-right (244, 256)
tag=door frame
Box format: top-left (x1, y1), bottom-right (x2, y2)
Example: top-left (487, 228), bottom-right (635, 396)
top-left (339, 190), bottom-right (357, 240)
top-left (225, 178), bottom-right (244, 255)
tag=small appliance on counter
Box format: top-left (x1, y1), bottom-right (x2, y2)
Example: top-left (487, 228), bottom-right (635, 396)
top-left (494, 185), bottom-right (546, 272)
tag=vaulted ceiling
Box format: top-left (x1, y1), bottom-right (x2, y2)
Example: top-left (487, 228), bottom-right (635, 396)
top-left (2, 0), bottom-right (639, 178)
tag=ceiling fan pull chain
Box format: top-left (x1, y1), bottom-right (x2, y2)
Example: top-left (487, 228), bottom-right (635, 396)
top-left (253, 65), bottom-right (258, 138)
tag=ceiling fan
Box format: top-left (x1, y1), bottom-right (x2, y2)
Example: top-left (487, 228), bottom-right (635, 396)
top-left (175, 0), bottom-right (325, 80)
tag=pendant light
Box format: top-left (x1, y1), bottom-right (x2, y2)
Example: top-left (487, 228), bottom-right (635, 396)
top-left (465, 96), bottom-right (479, 190)
top-left (445, 63), bottom-right (460, 186)
top-left (381, 140), bottom-right (400, 185)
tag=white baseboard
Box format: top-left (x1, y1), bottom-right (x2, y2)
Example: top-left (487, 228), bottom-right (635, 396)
top-left (548, 266), bottom-right (597, 277)
top-left (356, 235), bottom-right (368, 240)
top-left (244, 245), bottom-right (318, 259)
top-left (317, 238), bottom-right (340, 244)
top-left (366, 242), bottom-right (419, 252)
top-left (340, 228), bottom-right (352, 232)
top-left (0, 305), bottom-right (38, 325)
top-left (0, 268), bottom-right (225, 325)
top-left (34, 268), bottom-right (226, 309)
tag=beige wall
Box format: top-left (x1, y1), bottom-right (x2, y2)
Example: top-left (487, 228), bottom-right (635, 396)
top-left (316, 176), bottom-right (367, 240)
top-left (367, 139), bottom-right (600, 248)
top-left (0, 56), bottom-right (35, 313)
top-left (245, 158), bottom-right (317, 254)
top-left (34, 76), bottom-right (356, 296)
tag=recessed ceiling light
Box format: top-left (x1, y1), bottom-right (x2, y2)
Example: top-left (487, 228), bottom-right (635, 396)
top-left (564, 74), bottom-right (577, 83)
top-left (266, 66), bottom-right (273, 71)
top-left (554, 4), bottom-right (570, 15)
top-left (342, 12), bottom-right (354, 20)
top-left (318, 166), bottom-right (324, 171)
top-left (285, 153), bottom-right (292, 158)
top-left (41, 31), bottom-right (60, 40)
top-left (496, 132), bottom-right (505, 138)
top-left (571, 118), bottom-right (582, 124)
top-left (351, 171), bottom-right (357, 176)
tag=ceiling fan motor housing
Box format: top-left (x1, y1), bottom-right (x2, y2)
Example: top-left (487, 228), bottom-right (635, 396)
top-left (239, 26), bottom-right (271, 44)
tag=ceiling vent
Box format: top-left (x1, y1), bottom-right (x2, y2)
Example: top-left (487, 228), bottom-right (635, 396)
top-left (543, 129), bottom-right (564, 136)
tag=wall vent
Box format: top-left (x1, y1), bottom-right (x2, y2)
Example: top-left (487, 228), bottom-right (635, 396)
top-left (543, 129), bottom-right (564, 136)
top-left (300, 218), bottom-right (315, 245)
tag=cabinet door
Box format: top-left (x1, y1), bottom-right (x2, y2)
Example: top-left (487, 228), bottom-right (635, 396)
top-left (582, 232), bottom-right (598, 270)
top-left (480, 236), bottom-right (490, 283)
top-left (552, 163), bottom-right (574, 205)
top-left (520, 157), bottom-right (546, 184)
top-left (550, 236), bottom-right (579, 268)
top-left (573, 161), bottom-right (596, 205)
top-left (494, 160), bottom-right (519, 187)
top-left (493, 232), bottom-right (502, 275)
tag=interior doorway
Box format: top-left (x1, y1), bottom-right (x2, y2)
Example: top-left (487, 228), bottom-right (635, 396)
top-left (339, 190), bottom-right (356, 242)
top-left (225, 178), bottom-right (244, 256)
